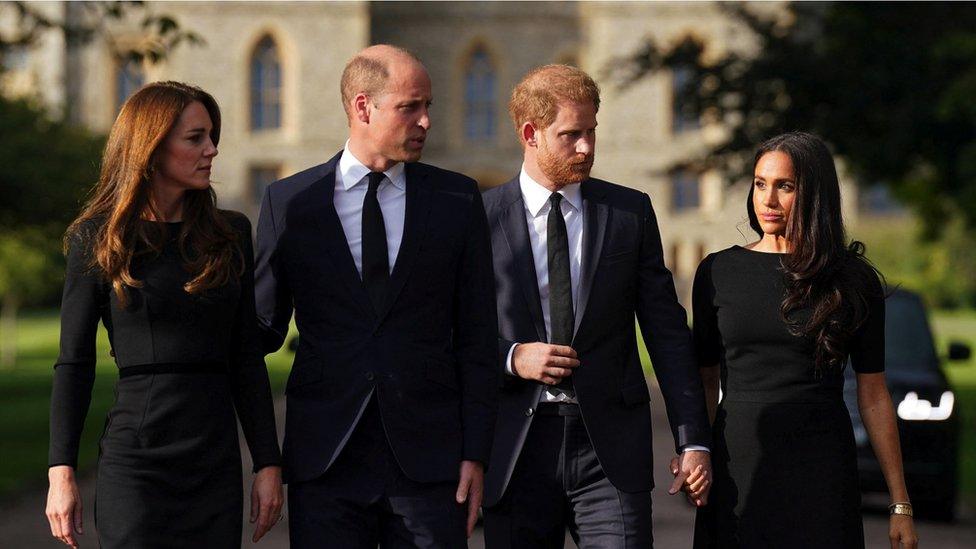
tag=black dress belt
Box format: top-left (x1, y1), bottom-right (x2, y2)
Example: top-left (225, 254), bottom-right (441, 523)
top-left (536, 402), bottom-right (581, 417)
top-left (118, 362), bottom-right (228, 378)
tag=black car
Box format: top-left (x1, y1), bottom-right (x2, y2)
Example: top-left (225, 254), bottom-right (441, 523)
top-left (844, 289), bottom-right (971, 521)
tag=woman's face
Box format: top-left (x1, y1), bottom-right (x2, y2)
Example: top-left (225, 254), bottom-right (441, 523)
top-left (753, 150), bottom-right (796, 237)
top-left (152, 101), bottom-right (217, 193)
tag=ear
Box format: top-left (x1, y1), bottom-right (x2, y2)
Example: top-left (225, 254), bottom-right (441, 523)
top-left (353, 92), bottom-right (371, 124)
top-left (521, 122), bottom-right (538, 148)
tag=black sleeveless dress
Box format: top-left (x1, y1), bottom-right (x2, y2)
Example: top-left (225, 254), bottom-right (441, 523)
top-left (691, 246), bottom-right (884, 549)
top-left (49, 213), bottom-right (280, 548)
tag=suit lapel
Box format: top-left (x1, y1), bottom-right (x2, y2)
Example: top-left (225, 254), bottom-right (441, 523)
top-left (574, 179), bottom-right (610, 339)
top-left (499, 180), bottom-right (547, 342)
top-left (310, 154), bottom-right (377, 321)
top-left (377, 162), bottom-right (432, 322)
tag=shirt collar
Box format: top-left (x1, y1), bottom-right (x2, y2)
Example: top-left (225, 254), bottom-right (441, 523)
top-left (338, 140), bottom-right (407, 191)
top-left (518, 166), bottom-right (582, 217)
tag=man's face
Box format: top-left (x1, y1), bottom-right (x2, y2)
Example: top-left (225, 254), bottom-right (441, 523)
top-left (366, 62), bottom-right (432, 164)
top-left (535, 101), bottom-right (597, 187)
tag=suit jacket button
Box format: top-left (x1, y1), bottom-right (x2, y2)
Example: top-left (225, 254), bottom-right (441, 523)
top-left (366, 372), bottom-right (375, 381)
top-left (525, 407), bottom-right (534, 416)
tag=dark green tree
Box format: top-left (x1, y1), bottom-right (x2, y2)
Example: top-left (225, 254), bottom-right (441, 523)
top-left (0, 1), bottom-right (201, 365)
top-left (606, 2), bottom-right (976, 240)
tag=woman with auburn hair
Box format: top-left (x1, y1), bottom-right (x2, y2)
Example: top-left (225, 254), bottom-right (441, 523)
top-left (45, 81), bottom-right (282, 548)
top-left (688, 132), bottom-right (917, 548)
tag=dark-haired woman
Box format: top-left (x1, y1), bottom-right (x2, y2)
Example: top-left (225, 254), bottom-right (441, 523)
top-left (45, 81), bottom-right (282, 548)
top-left (689, 132), bottom-right (917, 548)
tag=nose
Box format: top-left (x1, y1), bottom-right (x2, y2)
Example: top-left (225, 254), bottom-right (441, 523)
top-left (577, 135), bottom-right (594, 156)
top-left (205, 138), bottom-right (218, 158)
top-left (762, 188), bottom-right (777, 208)
top-left (418, 106), bottom-right (431, 131)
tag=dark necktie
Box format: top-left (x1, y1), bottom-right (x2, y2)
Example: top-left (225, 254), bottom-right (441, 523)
top-left (362, 171), bottom-right (389, 312)
top-left (547, 192), bottom-right (574, 392)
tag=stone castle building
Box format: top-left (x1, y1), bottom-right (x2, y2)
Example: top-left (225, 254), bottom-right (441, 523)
top-left (1, 1), bottom-right (904, 303)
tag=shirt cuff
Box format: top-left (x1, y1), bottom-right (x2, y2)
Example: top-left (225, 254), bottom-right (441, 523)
top-left (505, 343), bottom-right (519, 377)
top-left (681, 444), bottom-right (710, 453)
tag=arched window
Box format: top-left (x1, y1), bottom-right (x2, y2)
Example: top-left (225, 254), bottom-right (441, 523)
top-left (671, 65), bottom-right (699, 133)
top-left (671, 168), bottom-right (701, 212)
top-left (115, 57), bottom-right (144, 111)
top-left (464, 46), bottom-right (496, 142)
top-left (250, 36), bottom-right (281, 130)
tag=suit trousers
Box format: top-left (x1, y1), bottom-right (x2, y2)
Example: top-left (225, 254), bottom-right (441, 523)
top-left (483, 403), bottom-right (653, 549)
top-left (288, 396), bottom-right (467, 548)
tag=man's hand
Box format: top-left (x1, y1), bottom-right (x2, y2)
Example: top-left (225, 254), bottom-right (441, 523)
top-left (250, 465), bottom-right (284, 542)
top-left (668, 450), bottom-right (712, 507)
top-left (46, 465), bottom-right (82, 548)
top-left (456, 460), bottom-right (484, 538)
top-left (512, 342), bottom-right (579, 385)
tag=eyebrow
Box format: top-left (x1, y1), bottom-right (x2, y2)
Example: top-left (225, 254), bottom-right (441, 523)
top-left (754, 175), bottom-right (794, 183)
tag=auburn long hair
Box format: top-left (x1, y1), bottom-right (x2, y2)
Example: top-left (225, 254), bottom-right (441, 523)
top-left (748, 132), bottom-right (883, 375)
top-left (66, 81), bottom-right (241, 305)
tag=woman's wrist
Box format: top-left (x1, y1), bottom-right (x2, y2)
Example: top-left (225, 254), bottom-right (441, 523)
top-left (48, 465), bottom-right (76, 481)
top-left (888, 501), bottom-right (913, 517)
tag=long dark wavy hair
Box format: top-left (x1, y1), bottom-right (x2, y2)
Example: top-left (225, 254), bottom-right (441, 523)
top-left (66, 81), bottom-right (241, 306)
top-left (748, 132), bottom-right (883, 375)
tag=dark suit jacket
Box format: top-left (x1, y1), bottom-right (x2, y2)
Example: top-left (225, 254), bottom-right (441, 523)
top-left (254, 151), bottom-right (498, 484)
top-left (482, 177), bottom-right (711, 506)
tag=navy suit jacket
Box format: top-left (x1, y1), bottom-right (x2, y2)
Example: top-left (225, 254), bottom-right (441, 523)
top-left (482, 177), bottom-right (711, 506)
top-left (254, 151), bottom-right (498, 484)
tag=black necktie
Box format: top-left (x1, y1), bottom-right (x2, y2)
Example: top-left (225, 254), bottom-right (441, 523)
top-left (547, 192), bottom-right (574, 392)
top-left (362, 171), bottom-right (389, 312)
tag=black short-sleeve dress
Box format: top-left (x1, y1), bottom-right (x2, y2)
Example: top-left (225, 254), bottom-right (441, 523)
top-left (691, 245), bottom-right (884, 549)
top-left (48, 213), bottom-right (281, 548)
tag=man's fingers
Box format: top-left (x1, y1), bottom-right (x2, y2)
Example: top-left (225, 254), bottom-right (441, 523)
top-left (466, 498), bottom-right (479, 537)
top-left (668, 471), bottom-right (688, 495)
top-left (456, 474), bottom-right (471, 504)
top-left (551, 345), bottom-right (578, 358)
top-left (250, 488), bottom-right (259, 523)
top-left (547, 356), bottom-right (580, 369)
top-left (252, 504), bottom-right (272, 542)
top-left (544, 367), bottom-right (572, 379)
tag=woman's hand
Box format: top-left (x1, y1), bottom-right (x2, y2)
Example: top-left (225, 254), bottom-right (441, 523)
top-left (250, 465), bottom-right (284, 542)
top-left (889, 513), bottom-right (917, 548)
top-left (46, 465), bottom-right (82, 548)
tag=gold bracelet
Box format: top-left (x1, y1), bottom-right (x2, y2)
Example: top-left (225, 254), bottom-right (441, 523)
top-left (889, 502), bottom-right (913, 517)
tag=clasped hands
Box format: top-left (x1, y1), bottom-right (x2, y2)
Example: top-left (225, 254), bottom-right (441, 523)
top-left (669, 451), bottom-right (711, 507)
top-left (512, 343), bottom-right (712, 508)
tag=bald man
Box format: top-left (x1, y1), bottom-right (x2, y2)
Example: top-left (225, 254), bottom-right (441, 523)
top-left (254, 45), bottom-right (497, 548)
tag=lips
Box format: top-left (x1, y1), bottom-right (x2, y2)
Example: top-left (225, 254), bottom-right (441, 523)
top-left (760, 213), bottom-right (783, 221)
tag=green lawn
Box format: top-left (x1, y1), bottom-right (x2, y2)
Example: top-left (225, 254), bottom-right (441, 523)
top-left (3, 309), bottom-right (974, 507)
top-left (930, 312), bottom-right (976, 506)
top-left (0, 311), bottom-right (295, 498)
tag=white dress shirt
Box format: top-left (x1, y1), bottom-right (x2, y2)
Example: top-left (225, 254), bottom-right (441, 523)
top-left (335, 142), bottom-right (407, 276)
top-left (505, 168), bottom-right (583, 404)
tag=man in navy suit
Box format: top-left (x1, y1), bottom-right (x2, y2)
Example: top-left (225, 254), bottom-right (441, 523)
top-left (254, 45), bottom-right (497, 548)
top-left (481, 64), bottom-right (713, 548)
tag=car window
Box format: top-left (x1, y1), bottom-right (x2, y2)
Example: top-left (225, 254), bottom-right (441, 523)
top-left (884, 293), bottom-right (940, 373)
